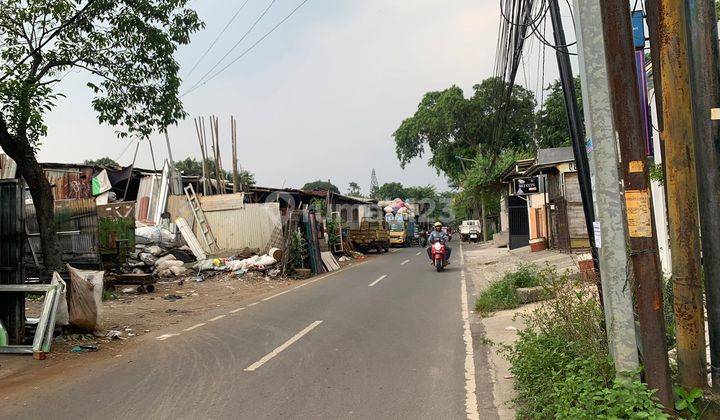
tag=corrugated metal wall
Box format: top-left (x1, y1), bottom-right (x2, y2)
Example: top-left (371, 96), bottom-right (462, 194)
top-left (26, 198), bottom-right (100, 265)
top-left (165, 195), bottom-right (281, 252)
top-left (44, 168), bottom-right (94, 200)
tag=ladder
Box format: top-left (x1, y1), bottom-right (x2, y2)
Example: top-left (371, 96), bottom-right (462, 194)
top-left (184, 184), bottom-right (220, 253)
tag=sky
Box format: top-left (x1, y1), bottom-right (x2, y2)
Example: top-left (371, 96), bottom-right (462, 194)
top-left (37, 0), bottom-right (574, 195)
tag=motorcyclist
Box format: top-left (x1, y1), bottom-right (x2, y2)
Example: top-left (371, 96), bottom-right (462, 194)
top-left (426, 221), bottom-right (451, 263)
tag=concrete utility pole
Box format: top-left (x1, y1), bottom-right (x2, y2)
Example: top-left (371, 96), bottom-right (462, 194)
top-left (686, 0), bottom-right (720, 390)
top-left (598, 1), bottom-right (673, 408)
top-left (547, 0), bottom-right (602, 300)
top-left (572, 0), bottom-right (640, 377)
top-left (647, 0), bottom-right (708, 389)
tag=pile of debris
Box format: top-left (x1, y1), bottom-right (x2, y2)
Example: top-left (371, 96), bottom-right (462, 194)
top-left (125, 224), bottom-right (197, 278)
top-left (194, 247), bottom-right (282, 278)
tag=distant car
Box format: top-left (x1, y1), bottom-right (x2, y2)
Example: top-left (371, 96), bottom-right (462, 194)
top-left (460, 220), bottom-right (481, 243)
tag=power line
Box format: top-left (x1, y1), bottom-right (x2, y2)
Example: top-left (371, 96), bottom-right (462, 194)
top-left (180, 0), bottom-right (311, 98)
top-left (183, 0), bottom-right (279, 95)
top-left (184, 0), bottom-right (252, 78)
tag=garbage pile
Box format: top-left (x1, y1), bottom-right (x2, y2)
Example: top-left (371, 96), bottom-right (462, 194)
top-left (194, 250), bottom-right (280, 278)
top-left (124, 224), bottom-right (197, 278)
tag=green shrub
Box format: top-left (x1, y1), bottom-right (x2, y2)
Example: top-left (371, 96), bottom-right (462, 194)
top-left (475, 263), bottom-right (541, 315)
top-left (505, 271), bottom-right (668, 419)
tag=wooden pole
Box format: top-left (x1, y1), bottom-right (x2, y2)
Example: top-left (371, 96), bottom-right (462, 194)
top-left (231, 116), bottom-right (240, 194)
top-left (194, 118), bottom-right (209, 196)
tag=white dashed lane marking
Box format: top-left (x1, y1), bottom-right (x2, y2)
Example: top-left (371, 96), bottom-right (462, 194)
top-left (368, 275), bottom-right (387, 287)
top-left (401, 259), bottom-right (410, 266)
top-left (244, 321), bottom-right (324, 372)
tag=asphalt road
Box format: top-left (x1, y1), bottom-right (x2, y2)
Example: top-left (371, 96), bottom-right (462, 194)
top-left (3, 240), bottom-right (497, 420)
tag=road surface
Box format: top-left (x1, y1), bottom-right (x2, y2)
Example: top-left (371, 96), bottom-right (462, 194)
top-left (3, 241), bottom-right (498, 420)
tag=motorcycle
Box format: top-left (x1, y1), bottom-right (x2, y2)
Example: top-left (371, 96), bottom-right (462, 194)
top-left (430, 239), bottom-right (448, 272)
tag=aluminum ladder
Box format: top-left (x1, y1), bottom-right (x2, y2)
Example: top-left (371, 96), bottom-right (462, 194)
top-left (184, 184), bottom-right (220, 253)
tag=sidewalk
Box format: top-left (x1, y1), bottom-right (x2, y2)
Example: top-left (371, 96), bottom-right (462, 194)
top-left (462, 242), bottom-right (579, 419)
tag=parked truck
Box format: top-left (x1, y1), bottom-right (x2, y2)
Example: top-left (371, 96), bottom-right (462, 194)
top-left (348, 219), bottom-right (390, 253)
top-left (388, 216), bottom-right (415, 247)
top-left (460, 220), bottom-right (481, 243)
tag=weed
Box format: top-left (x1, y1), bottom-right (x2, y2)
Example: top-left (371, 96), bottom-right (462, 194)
top-left (474, 263), bottom-right (541, 315)
top-left (102, 289), bottom-right (117, 301)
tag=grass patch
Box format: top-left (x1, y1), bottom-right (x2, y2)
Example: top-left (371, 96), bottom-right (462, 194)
top-left (505, 269), bottom-right (668, 419)
top-left (475, 263), bottom-right (541, 315)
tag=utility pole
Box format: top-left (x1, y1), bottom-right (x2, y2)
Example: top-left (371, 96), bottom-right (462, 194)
top-left (647, 0), bottom-right (707, 389)
top-left (548, 0), bottom-right (601, 296)
top-left (686, 0), bottom-right (720, 390)
top-left (572, 0), bottom-right (640, 379)
top-left (230, 116), bottom-right (240, 194)
top-left (598, 1), bottom-right (673, 408)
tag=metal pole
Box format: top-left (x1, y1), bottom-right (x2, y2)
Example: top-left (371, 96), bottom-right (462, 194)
top-left (598, 0), bottom-right (673, 408)
top-left (649, 0), bottom-right (707, 389)
top-left (686, 0), bottom-right (720, 390)
top-left (548, 0), bottom-right (602, 298)
top-left (573, 0), bottom-right (640, 378)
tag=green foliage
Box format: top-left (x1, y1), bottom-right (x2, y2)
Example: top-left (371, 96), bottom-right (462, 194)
top-left (649, 162), bottom-right (665, 186)
top-left (102, 289), bottom-right (117, 301)
top-left (475, 263), bottom-right (541, 315)
top-left (393, 78), bottom-right (536, 181)
top-left (376, 182), bottom-right (406, 200)
top-left (310, 197), bottom-right (327, 217)
top-left (326, 214), bottom-right (341, 252)
top-left (536, 77), bottom-right (584, 149)
top-left (347, 182), bottom-right (362, 197)
top-left (505, 270), bottom-right (667, 419)
top-left (174, 157), bottom-right (255, 187)
top-left (302, 180), bottom-right (340, 194)
top-left (663, 276), bottom-right (676, 348)
top-left (288, 228), bottom-right (307, 272)
top-left (0, 0), bottom-right (204, 145)
top-left (674, 386), bottom-right (704, 419)
top-left (84, 157), bottom-right (120, 168)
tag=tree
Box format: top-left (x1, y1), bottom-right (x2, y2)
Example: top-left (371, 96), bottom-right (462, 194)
top-left (0, 1), bottom-right (202, 270)
top-left (84, 157), bottom-right (119, 168)
top-left (347, 181), bottom-right (362, 197)
top-left (302, 180), bottom-right (340, 194)
top-left (535, 77), bottom-right (584, 149)
top-left (393, 77), bottom-right (536, 182)
top-left (175, 157), bottom-right (255, 187)
top-left (376, 182), bottom-right (406, 200)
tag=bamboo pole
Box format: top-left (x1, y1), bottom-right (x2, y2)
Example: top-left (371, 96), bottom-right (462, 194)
top-left (231, 116), bottom-right (240, 194)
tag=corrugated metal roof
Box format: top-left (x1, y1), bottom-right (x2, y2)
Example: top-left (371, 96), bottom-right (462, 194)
top-left (536, 147), bottom-right (574, 166)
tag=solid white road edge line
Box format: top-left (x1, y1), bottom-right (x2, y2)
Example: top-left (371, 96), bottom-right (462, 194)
top-left (401, 259), bottom-right (410, 265)
top-left (459, 243), bottom-right (479, 420)
top-left (368, 274), bottom-right (387, 287)
top-left (248, 302), bottom-right (259, 307)
top-left (230, 307), bottom-right (245, 314)
top-left (244, 321), bottom-right (324, 372)
top-left (208, 315), bottom-right (226, 322)
top-left (183, 323), bottom-right (206, 332)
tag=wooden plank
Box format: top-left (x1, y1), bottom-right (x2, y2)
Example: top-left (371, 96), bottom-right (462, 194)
top-left (176, 217), bottom-right (207, 260)
top-left (199, 193), bottom-right (245, 212)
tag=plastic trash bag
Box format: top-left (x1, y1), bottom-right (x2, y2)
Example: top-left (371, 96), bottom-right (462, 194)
top-left (67, 265), bottom-right (104, 332)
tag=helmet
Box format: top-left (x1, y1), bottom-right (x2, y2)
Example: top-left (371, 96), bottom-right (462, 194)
top-left (434, 222), bottom-right (442, 227)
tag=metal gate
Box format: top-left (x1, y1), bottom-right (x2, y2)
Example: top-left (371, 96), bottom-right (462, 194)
top-left (508, 195), bottom-right (529, 250)
top-left (549, 198), bottom-right (570, 251)
top-left (0, 179), bottom-right (25, 343)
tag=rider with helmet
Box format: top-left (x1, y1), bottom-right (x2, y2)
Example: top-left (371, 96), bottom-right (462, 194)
top-left (426, 222), bottom-right (451, 263)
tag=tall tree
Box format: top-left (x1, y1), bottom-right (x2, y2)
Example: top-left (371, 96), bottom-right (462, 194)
top-left (376, 182), bottom-right (406, 200)
top-left (302, 180), bottom-right (340, 194)
top-left (535, 77), bottom-right (584, 149)
top-left (347, 181), bottom-right (362, 197)
top-left (0, 1), bottom-right (202, 270)
top-left (175, 157), bottom-right (255, 187)
top-left (84, 157), bottom-right (119, 168)
top-left (393, 77), bottom-right (536, 182)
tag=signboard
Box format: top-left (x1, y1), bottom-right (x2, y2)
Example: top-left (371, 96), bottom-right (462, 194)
top-left (625, 189), bottom-right (653, 237)
top-left (514, 177), bottom-right (540, 196)
top-left (632, 11), bottom-right (645, 49)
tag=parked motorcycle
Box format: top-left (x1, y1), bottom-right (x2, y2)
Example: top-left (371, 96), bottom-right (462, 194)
top-left (430, 240), bottom-right (448, 272)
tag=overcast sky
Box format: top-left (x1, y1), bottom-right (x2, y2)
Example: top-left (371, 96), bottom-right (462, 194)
top-left (38, 0), bottom-right (574, 195)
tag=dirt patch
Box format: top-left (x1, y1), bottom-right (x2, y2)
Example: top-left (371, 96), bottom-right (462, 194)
top-left (0, 256), bottom-right (364, 385)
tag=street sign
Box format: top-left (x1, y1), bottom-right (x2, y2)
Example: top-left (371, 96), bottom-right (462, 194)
top-left (632, 11), bottom-right (645, 49)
